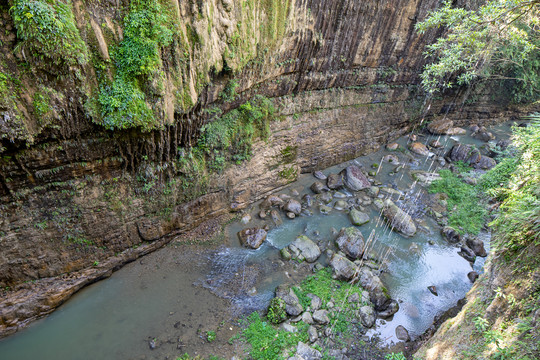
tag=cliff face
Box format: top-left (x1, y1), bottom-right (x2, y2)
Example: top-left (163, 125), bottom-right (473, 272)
top-left (0, 0), bottom-right (515, 336)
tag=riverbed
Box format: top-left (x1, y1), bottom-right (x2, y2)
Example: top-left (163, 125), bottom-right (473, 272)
top-left (0, 121), bottom-right (514, 359)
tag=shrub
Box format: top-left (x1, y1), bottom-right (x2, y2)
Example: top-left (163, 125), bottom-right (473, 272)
top-left (197, 96), bottom-right (275, 172)
top-left (266, 297), bottom-right (287, 324)
top-left (97, 77), bottom-right (154, 130)
top-left (10, 0), bottom-right (88, 67)
top-left (491, 116), bottom-right (540, 252)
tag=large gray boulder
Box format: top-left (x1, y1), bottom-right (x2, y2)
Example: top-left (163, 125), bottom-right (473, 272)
top-left (382, 199), bottom-right (416, 237)
top-left (284, 199), bottom-right (302, 216)
top-left (427, 118), bottom-right (454, 134)
top-left (342, 165), bottom-right (370, 191)
top-left (330, 253), bottom-right (358, 281)
top-left (327, 173), bottom-right (344, 190)
top-left (359, 305), bottom-right (376, 328)
top-left (357, 267), bottom-right (391, 310)
top-left (290, 235), bottom-right (321, 263)
top-left (447, 144), bottom-right (496, 170)
top-left (276, 287), bottom-right (304, 316)
top-left (312, 310), bottom-right (330, 325)
top-left (296, 341), bottom-right (322, 360)
top-left (377, 299), bottom-right (399, 319)
top-left (466, 237), bottom-right (487, 257)
top-left (310, 181), bottom-right (326, 194)
top-left (396, 325), bottom-right (410, 341)
top-left (237, 228), bottom-right (267, 249)
top-left (441, 226), bottom-right (460, 243)
top-left (349, 208), bottom-right (370, 226)
top-left (409, 142), bottom-right (429, 156)
top-left (336, 227), bottom-right (365, 259)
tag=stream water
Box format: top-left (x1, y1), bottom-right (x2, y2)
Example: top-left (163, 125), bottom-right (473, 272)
top-left (0, 121), bottom-right (514, 359)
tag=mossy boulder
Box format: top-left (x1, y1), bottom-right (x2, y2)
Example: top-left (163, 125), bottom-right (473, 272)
top-left (349, 208), bottom-right (370, 226)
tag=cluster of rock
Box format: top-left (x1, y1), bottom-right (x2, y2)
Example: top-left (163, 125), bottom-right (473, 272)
top-left (441, 225), bottom-right (487, 282)
top-left (269, 264), bottom-right (398, 360)
top-left (237, 163), bottom-right (419, 249)
top-left (427, 119), bottom-right (498, 170)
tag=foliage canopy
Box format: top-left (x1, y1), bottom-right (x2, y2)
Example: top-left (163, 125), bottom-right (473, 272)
top-left (417, 0), bottom-right (540, 102)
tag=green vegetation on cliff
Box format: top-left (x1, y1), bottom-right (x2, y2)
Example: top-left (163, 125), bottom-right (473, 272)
top-left (10, 0), bottom-right (88, 68)
top-left (97, 0), bottom-right (174, 130)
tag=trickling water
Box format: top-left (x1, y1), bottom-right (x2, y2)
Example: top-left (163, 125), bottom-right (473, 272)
top-left (0, 121), bottom-right (512, 359)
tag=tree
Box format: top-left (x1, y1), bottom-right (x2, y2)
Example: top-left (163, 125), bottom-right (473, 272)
top-left (416, 0), bottom-right (540, 103)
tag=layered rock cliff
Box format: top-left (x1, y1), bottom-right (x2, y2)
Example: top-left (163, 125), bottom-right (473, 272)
top-left (0, 0), bottom-right (517, 337)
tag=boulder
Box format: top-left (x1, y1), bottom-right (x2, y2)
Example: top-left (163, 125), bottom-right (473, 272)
top-left (237, 228), bottom-right (267, 249)
top-left (383, 199), bottom-right (416, 237)
top-left (302, 194), bottom-right (313, 208)
top-left (474, 129), bottom-right (495, 142)
top-left (319, 192), bottom-right (333, 204)
top-left (290, 235), bottom-right (321, 263)
top-left (284, 199), bottom-right (302, 216)
top-left (428, 286), bottom-right (438, 296)
top-left (447, 144), bottom-right (496, 169)
top-left (367, 186), bottom-right (380, 197)
top-left (447, 143), bottom-right (481, 163)
top-left (296, 342), bottom-right (322, 360)
top-left (476, 156), bottom-right (497, 170)
top-left (349, 208), bottom-right (370, 226)
top-left (312, 310), bottom-right (330, 325)
top-left (447, 127), bottom-right (467, 135)
top-left (459, 245), bottom-right (476, 263)
top-left (280, 248), bottom-right (292, 261)
top-left (308, 326), bottom-right (318, 343)
top-left (310, 181), bottom-right (326, 194)
top-left (387, 142), bottom-right (399, 151)
top-left (330, 253), bottom-right (358, 281)
top-left (327, 173), bottom-right (344, 190)
top-left (357, 267), bottom-right (391, 310)
top-left (395, 325), bottom-right (410, 342)
top-left (334, 200), bottom-right (348, 211)
top-left (319, 205), bottom-right (332, 214)
top-left (466, 237), bottom-right (487, 257)
top-left (281, 323), bottom-right (298, 333)
top-left (409, 142), bottom-right (429, 156)
top-left (302, 312), bottom-right (314, 325)
top-left (430, 140), bottom-right (442, 148)
top-left (341, 165), bottom-right (371, 191)
top-left (428, 119), bottom-right (454, 134)
top-left (313, 170), bottom-right (327, 180)
top-left (441, 226), bottom-right (460, 244)
top-left (377, 300), bottom-right (399, 319)
top-left (271, 209), bottom-right (283, 227)
top-left (359, 305), bottom-right (376, 328)
top-left (411, 171), bottom-right (441, 186)
top-left (468, 271), bottom-right (479, 283)
top-left (280, 288), bottom-right (304, 316)
top-left (309, 294), bottom-right (322, 310)
top-left (260, 195), bottom-right (284, 209)
top-left (336, 227), bottom-right (365, 259)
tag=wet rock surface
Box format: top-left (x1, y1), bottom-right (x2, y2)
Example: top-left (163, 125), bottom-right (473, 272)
top-left (382, 199), bottom-right (417, 237)
top-left (336, 227), bottom-right (365, 259)
top-left (237, 227), bottom-right (267, 249)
